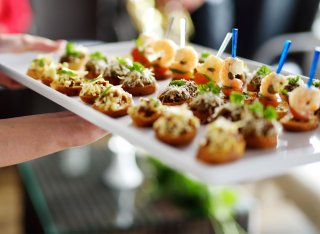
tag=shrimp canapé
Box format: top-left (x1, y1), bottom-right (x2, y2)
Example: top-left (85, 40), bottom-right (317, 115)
top-left (220, 57), bottom-right (245, 96)
top-left (194, 55), bottom-right (223, 84)
top-left (170, 46), bottom-right (198, 80)
top-left (259, 72), bottom-right (287, 107)
top-left (150, 39), bottom-right (176, 80)
top-left (289, 86), bottom-right (320, 121)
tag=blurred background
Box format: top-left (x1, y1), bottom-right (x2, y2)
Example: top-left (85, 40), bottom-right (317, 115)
top-left (2, 0), bottom-right (320, 233)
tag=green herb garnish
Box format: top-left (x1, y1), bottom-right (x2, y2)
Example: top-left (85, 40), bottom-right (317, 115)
top-left (32, 58), bottom-right (45, 67)
top-left (287, 75), bottom-right (300, 85)
top-left (117, 57), bottom-right (129, 66)
top-left (256, 65), bottom-right (272, 77)
top-left (129, 62), bottom-right (145, 73)
top-left (66, 42), bottom-right (81, 57)
top-left (230, 92), bottom-right (245, 106)
top-left (248, 101), bottom-right (277, 120)
top-left (200, 52), bottom-right (210, 59)
top-left (281, 89), bottom-right (288, 95)
top-left (101, 85), bottom-right (112, 97)
top-left (313, 79), bottom-right (320, 88)
top-left (198, 81), bottom-right (220, 94)
top-left (169, 80), bottom-right (186, 86)
top-left (57, 69), bottom-right (77, 76)
top-left (264, 106), bottom-right (277, 120)
top-left (248, 101), bottom-right (264, 117)
top-left (90, 51), bottom-right (107, 62)
top-left (84, 74), bottom-right (103, 83)
top-left (170, 68), bottom-right (189, 74)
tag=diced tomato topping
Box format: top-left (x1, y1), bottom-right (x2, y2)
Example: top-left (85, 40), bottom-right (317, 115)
top-left (153, 66), bottom-right (169, 76)
top-left (222, 87), bottom-right (243, 97)
top-left (172, 71), bottom-right (193, 80)
top-left (194, 72), bottom-right (210, 84)
top-left (258, 95), bottom-right (281, 108)
top-left (290, 106), bottom-right (310, 121)
top-left (131, 48), bottom-right (151, 68)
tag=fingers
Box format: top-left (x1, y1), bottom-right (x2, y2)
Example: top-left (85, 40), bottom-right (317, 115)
top-left (20, 35), bottom-right (65, 52)
top-left (0, 72), bottom-right (25, 90)
top-left (0, 34), bottom-right (65, 53)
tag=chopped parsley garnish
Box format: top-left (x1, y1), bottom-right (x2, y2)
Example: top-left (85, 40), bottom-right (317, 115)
top-left (313, 79), bottom-right (320, 88)
top-left (264, 106), bottom-right (277, 120)
top-left (90, 51), bottom-right (107, 62)
top-left (256, 65), bottom-right (272, 77)
top-left (117, 57), bottom-right (128, 66)
top-left (169, 80), bottom-right (186, 86)
top-left (229, 92), bottom-right (245, 106)
top-left (101, 85), bottom-right (112, 97)
top-left (248, 101), bottom-right (264, 117)
top-left (281, 89), bottom-right (288, 95)
top-left (198, 81), bottom-right (220, 94)
top-left (84, 74), bottom-right (103, 83)
top-left (66, 42), bottom-right (81, 57)
top-left (287, 75), bottom-right (300, 85)
top-left (129, 62), bottom-right (145, 73)
top-left (32, 58), bottom-right (45, 67)
top-left (57, 69), bottom-right (77, 76)
top-left (200, 52), bottom-right (210, 59)
top-left (248, 101), bottom-right (277, 120)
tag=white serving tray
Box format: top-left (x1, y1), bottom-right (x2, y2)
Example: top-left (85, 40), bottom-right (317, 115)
top-left (1, 41), bottom-right (320, 185)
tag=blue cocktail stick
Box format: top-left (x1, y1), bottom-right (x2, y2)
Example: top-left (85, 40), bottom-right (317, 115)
top-left (231, 28), bottom-right (238, 58)
top-left (307, 47), bottom-right (320, 88)
top-left (276, 40), bottom-right (291, 74)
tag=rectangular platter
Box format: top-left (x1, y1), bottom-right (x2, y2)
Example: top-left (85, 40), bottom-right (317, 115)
top-left (1, 41), bottom-right (320, 185)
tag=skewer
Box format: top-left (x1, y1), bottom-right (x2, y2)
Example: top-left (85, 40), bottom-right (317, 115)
top-left (307, 47), bottom-right (320, 88)
top-left (276, 40), bottom-right (291, 74)
top-left (180, 18), bottom-right (186, 48)
top-left (216, 32), bottom-right (232, 58)
top-left (231, 28), bottom-right (238, 58)
top-left (165, 17), bottom-right (175, 39)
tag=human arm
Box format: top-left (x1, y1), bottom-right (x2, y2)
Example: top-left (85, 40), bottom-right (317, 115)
top-left (0, 112), bottom-right (107, 167)
top-left (0, 34), bottom-right (65, 89)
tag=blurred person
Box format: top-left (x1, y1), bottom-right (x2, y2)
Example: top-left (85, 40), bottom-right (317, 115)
top-left (0, 0), bottom-right (32, 33)
top-left (0, 34), bottom-right (107, 167)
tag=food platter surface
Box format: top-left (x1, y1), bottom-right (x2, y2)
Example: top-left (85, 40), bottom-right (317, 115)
top-left (1, 41), bottom-right (320, 185)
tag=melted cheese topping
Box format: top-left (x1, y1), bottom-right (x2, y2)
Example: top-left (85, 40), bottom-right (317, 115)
top-left (240, 111), bottom-right (279, 137)
top-left (51, 68), bottom-right (85, 87)
top-left (80, 77), bottom-right (108, 96)
top-left (95, 86), bottom-right (133, 111)
top-left (153, 105), bottom-right (200, 136)
top-left (43, 62), bottom-right (57, 80)
top-left (189, 92), bottom-right (224, 110)
top-left (86, 59), bottom-right (107, 73)
top-left (128, 97), bottom-right (163, 117)
top-left (29, 55), bottom-right (53, 70)
top-left (203, 117), bottom-right (241, 152)
top-left (159, 85), bottom-right (191, 102)
top-left (103, 58), bottom-right (131, 77)
top-left (212, 103), bottom-right (245, 122)
top-left (121, 69), bottom-right (156, 87)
